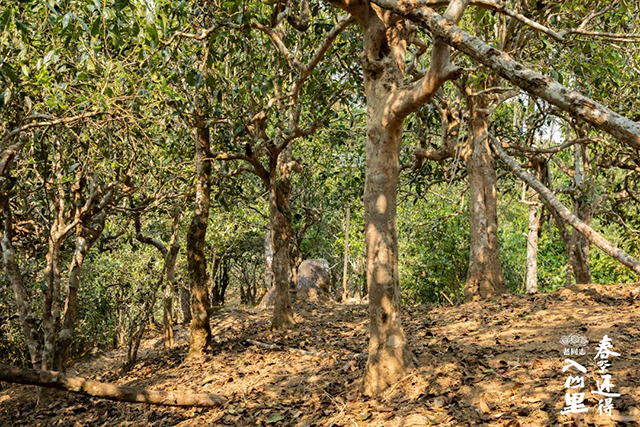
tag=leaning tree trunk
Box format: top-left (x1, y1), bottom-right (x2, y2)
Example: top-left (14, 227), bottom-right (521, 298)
top-left (0, 363), bottom-right (226, 408)
top-left (56, 213), bottom-right (106, 372)
top-left (489, 134), bottom-right (640, 277)
top-left (374, 0), bottom-right (640, 151)
top-left (1, 204), bottom-right (42, 368)
top-left (464, 103), bottom-right (506, 301)
top-left (269, 176), bottom-right (294, 329)
top-left (187, 121), bottom-right (212, 357)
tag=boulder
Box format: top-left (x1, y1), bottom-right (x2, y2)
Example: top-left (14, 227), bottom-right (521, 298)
top-left (296, 259), bottom-right (330, 301)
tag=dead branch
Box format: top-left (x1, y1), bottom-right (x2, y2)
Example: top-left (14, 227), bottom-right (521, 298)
top-left (0, 363), bottom-right (226, 407)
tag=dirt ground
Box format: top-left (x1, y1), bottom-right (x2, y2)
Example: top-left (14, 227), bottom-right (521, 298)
top-left (1, 283), bottom-right (639, 426)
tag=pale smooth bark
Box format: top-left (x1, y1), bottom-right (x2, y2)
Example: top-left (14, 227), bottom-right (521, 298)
top-left (489, 134), bottom-right (640, 276)
top-left (525, 200), bottom-right (540, 293)
top-left (0, 363), bottom-right (226, 407)
top-left (1, 204), bottom-right (42, 368)
top-left (342, 205), bottom-right (351, 301)
top-left (326, 0), bottom-right (468, 396)
top-left (372, 0), bottom-right (640, 150)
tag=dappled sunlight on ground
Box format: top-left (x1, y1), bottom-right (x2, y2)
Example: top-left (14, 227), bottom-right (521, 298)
top-left (1, 283), bottom-right (639, 426)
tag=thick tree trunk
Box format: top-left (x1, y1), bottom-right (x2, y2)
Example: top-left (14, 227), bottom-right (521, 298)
top-left (0, 363), bottom-right (226, 407)
top-left (464, 106), bottom-right (505, 301)
top-left (571, 199), bottom-right (592, 284)
top-left (362, 115), bottom-right (412, 396)
top-left (187, 122), bottom-right (212, 357)
top-left (264, 229), bottom-right (274, 292)
top-left (56, 213), bottom-right (106, 372)
top-left (269, 179), bottom-right (294, 329)
top-left (1, 205), bottom-right (42, 368)
top-left (489, 134), bottom-right (640, 276)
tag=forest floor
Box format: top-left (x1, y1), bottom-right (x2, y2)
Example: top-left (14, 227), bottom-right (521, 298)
top-left (1, 283), bottom-right (640, 427)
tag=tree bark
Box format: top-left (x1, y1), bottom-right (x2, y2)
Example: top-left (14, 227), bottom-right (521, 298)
top-left (570, 145), bottom-right (592, 284)
top-left (163, 211), bottom-right (181, 348)
top-left (373, 0), bottom-right (640, 150)
top-left (342, 205), bottom-right (351, 301)
top-left (489, 134), bottom-right (640, 276)
top-left (179, 283), bottom-right (192, 325)
top-left (187, 121), bottom-right (212, 357)
top-left (269, 176), bottom-right (294, 329)
top-left (463, 103), bottom-right (505, 301)
top-left (0, 363), bottom-right (226, 407)
top-left (41, 232), bottom-right (63, 372)
top-left (525, 195), bottom-right (540, 294)
top-left (325, 0), bottom-right (468, 396)
top-left (1, 204), bottom-right (42, 368)
top-left (56, 213), bottom-right (106, 372)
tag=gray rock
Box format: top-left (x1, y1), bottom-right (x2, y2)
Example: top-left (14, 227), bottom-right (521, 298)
top-left (297, 259), bottom-right (330, 301)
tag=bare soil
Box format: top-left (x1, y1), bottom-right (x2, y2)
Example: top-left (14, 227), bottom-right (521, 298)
top-left (1, 283), bottom-right (640, 426)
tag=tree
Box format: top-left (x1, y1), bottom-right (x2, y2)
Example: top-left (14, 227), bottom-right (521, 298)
top-left (325, 0), bottom-right (469, 395)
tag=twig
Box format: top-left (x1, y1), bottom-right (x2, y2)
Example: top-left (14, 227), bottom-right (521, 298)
top-left (440, 291), bottom-right (455, 307)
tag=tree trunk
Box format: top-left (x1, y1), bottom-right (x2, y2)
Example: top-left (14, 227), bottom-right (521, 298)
top-left (375, 0), bottom-right (640, 151)
top-left (1, 204), bottom-right (42, 368)
top-left (362, 109), bottom-right (411, 396)
top-left (269, 178), bottom-right (294, 329)
top-left (264, 228), bottom-right (274, 293)
top-left (56, 213), bottom-right (106, 372)
top-left (41, 233), bottom-right (63, 372)
top-left (570, 145), bottom-right (592, 284)
top-left (525, 199), bottom-right (540, 294)
top-left (163, 220), bottom-right (181, 348)
top-left (489, 134), bottom-right (640, 276)
top-left (342, 205), bottom-right (351, 301)
top-left (179, 283), bottom-right (192, 325)
top-left (0, 363), bottom-right (226, 407)
top-left (187, 121), bottom-right (212, 357)
top-left (464, 105), bottom-right (505, 301)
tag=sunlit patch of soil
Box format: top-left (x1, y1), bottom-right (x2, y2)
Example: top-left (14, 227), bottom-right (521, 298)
top-left (1, 283), bottom-right (639, 426)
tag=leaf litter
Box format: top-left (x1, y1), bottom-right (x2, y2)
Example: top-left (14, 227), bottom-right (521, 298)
top-left (1, 283), bottom-right (639, 426)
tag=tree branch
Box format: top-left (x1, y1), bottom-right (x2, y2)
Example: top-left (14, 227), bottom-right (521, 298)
top-left (374, 0), bottom-right (640, 150)
top-left (489, 133), bottom-right (640, 276)
top-left (0, 363), bottom-right (226, 408)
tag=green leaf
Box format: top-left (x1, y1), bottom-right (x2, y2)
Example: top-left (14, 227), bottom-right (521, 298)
top-left (77, 18), bottom-right (89, 32)
top-left (91, 18), bottom-right (101, 37)
top-left (114, 0), bottom-right (129, 13)
top-left (62, 12), bottom-right (73, 29)
top-left (0, 8), bottom-right (12, 32)
top-left (265, 413), bottom-right (284, 424)
top-left (147, 23), bottom-right (158, 46)
top-left (1, 64), bottom-right (17, 83)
